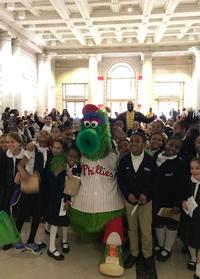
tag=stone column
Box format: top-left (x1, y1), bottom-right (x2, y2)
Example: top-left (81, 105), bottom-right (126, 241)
top-left (0, 31), bottom-right (14, 109)
top-left (37, 53), bottom-right (55, 115)
top-left (140, 52), bottom-right (153, 114)
top-left (88, 55), bottom-right (98, 104)
top-left (12, 38), bottom-right (23, 113)
top-left (192, 51), bottom-right (200, 110)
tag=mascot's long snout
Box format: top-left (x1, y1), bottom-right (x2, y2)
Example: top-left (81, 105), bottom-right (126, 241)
top-left (76, 128), bottom-right (100, 155)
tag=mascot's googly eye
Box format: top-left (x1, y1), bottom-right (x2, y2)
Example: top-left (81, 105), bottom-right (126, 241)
top-left (90, 121), bottom-right (98, 128)
top-left (83, 120), bottom-right (91, 128)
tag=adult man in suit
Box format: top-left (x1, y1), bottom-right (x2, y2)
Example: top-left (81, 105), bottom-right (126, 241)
top-left (117, 101), bottom-right (156, 132)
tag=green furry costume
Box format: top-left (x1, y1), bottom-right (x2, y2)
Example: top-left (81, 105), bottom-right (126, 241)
top-left (68, 104), bottom-right (125, 277)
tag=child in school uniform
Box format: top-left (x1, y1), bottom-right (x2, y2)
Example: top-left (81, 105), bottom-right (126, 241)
top-left (195, 136), bottom-right (200, 158)
top-left (14, 129), bottom-right (52, 254)
top-left (145, 132), bottom-right (164, 161)
top-left (173, 120), bottom-right (196, 171)
top-left (14, 145), bottom-right (44, 255)
top-left (2, 133), bottom-right (25, 215)
top-left (0, 134), bottom-right (7, 209)
top-left (145, 132), bottom-right (165, 245)
top-left (25, 130), bottom-right (52, 234)
top-left (111, 127), bottom-right (127, 153)
top-left (118, 132), bottom-right (157, 270)
top-left (178, 158), bottom-right (200, 278)
top-left (49, 126), bottom-right (61, 147)
top-left (149, 119), bottom-right (168, 140)
top-left (127, 121), bottom-right (142, 138)
top-left (1, 132), bottom-right (25, 250)
top-left (60, 127), bottom-right (74, 150)
top-left (154, 136), bottom-right (187, 262)
top-left (117, 138), bottom-right (130, 160)
top-left (46, 142), bottom-right (81, 261)
top-left (0, 134), bottom-right (8, 152)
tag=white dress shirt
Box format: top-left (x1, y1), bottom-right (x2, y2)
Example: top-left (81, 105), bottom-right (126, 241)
top-left (6, 148), bottom-right (25, 176)
top-left (131, 151), bottom-right (144, 172)
top-left (156, 152), bottom-right (177, 167)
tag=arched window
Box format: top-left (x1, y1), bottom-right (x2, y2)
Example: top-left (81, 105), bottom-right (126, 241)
top-left (107, 63), bottom-right (135, 117)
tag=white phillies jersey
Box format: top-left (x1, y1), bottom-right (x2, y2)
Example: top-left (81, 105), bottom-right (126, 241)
top-left (72, 152), bottom-right (124, 213)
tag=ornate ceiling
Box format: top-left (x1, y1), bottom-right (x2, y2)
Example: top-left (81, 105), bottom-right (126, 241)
top-left (0, 0), bottom-right (200, 56)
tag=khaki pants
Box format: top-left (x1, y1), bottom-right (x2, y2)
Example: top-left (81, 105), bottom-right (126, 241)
top-left (125, 200), bottom-right (152, 258)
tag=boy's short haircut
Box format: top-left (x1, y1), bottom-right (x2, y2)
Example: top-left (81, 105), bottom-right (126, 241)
top-left (149, 132), bottom-right (164, 141)
top-left (167, 134), bottom-right (183, 146)
top-left (130, 131), bottom-right (147, 143)
top-left (118, 138), bottom-right (129, 145)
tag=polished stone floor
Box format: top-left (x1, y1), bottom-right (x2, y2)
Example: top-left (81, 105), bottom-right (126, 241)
top-left (0, 223), bottom-right (194, 279)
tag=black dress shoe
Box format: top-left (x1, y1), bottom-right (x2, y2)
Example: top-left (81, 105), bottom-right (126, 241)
top-left (47, 249), bottom-right (64, 261)
top-left (153, 245), bottom-right (162, 255)
top-left (156, 249), bottom-right (171, 262)
top-left (124, 255), bottom-right (138, 268)
top-left (61, 242), bottom-right (70, 254)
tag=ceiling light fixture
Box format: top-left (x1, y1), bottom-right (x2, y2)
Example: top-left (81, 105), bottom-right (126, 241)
top-left (188, 47), bottom-right (198, 54)
top-left (7, 2), bottom-right (15, 11)
top-left (87, 39), bottom-right (94, 46)
top-left (146, 36), bottom-right (153, 44)
top-left (18, 11), bottom-right (26, 20)
top-left (128, 6), bottom-right (132, 13)
top-left (127, 37), bottom-right (133, 43)
top-left (176, 34), bottom-right (182, 39)
top-left (29, 24), bottom-right (35, 31)
top-left (107, 38), bottom-right (113, 44)
top-left (60, 38), bottom-right (67, 43)
top-left (116, 30), bottom-right (123, 42)
top-left (188, 34), bottom-right (195, 41)
top-left (37, 32), bottom-right (43, 38)
top-left (50, 40), bottom-right (56, 46)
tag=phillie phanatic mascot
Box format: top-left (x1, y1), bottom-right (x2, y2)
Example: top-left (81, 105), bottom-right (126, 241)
top-left (69, 104), bottom-right (124, 276)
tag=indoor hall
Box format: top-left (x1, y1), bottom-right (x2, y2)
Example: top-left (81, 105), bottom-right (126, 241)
top-left (0, 1), bottom-right (200, 279)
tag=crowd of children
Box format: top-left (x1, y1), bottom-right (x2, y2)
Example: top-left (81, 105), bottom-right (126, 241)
top-left (0, 107), bottom-right (200, 279)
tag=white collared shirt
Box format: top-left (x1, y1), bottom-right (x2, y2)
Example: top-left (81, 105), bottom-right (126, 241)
top-left (36, 143), bottom-right (49, 168)
top-left (191, 176), bottom-right (200, 200)
top-left (156, 152), bottom-right (177, 167)
top-left (72, 153), bottom-right (124, 213)
top-left (131, 151), bottom-right (144, 172)
top-left (24, 149), bottom-right (35, 175)
top-left (6, 148), bottom-right (25, 176)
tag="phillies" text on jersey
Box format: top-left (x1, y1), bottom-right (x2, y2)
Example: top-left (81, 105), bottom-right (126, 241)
top-left (82, 164), bottom-right (113, 177)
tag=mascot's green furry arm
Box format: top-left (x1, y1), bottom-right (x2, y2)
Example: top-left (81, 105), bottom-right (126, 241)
top-left (68, 104), bottom-right (125, 276)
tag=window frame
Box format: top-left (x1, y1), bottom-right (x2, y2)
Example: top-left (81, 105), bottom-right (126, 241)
top-left (106, 62), bottom-right (136, 117)
top-left (62, 83), bottom-right (88, 118)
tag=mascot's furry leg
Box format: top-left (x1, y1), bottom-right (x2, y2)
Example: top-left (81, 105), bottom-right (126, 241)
top-left (99, 217), bottom-right (124, 276)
